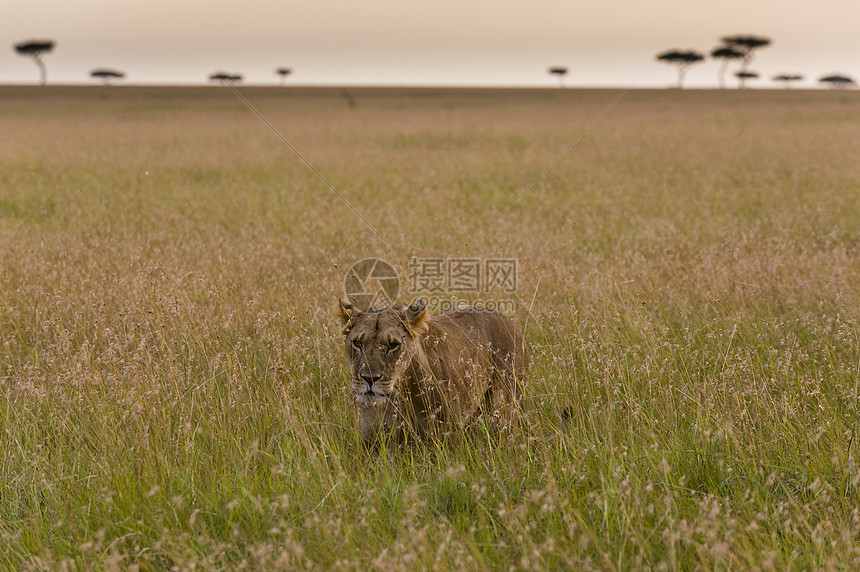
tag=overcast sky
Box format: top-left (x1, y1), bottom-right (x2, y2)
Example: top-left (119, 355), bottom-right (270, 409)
top-left (3, 0), bottom-right (858, 87)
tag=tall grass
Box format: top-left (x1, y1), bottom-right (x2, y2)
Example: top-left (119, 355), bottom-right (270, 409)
top-left (1, 86), bottom-right (860, 569)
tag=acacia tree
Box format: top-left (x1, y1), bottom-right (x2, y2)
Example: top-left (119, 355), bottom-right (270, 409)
top-left (735, 71), bottom-right (759, 89)
top-left (819, 74), bottom-right (856, 89)
top-left (548, 66), bottom-right (568, 88)
top-left (720, 35), bottom-right (771, 75)
top-left (710, 46), bottom-right (744, 88)
top-left (14, 40), bottom-right (55, 85)
top-left (209, 72), bottom-right (242, 85)
top-left (276, 67), bottom-right (292, 86)
top-left (90, 69), bottom-right (125, 85)
top-left (656, 50), bottom-right (704, 88)
top-left (772, 73), bottom-right (803, 89)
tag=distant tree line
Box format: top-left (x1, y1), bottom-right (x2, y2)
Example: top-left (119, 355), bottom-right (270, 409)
top-left (9, 36), bottom-right (856, 90)
top-left (654, 34), bottom-right (856, 89)
top-left (11, 38), bottom-right (298, 88)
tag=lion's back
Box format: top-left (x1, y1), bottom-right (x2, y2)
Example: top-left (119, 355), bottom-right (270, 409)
top-left (428, 308), bottom-right (528, 377)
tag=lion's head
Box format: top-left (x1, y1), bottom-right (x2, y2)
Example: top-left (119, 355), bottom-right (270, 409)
top-left (338, 295), bottom-right (428, 407)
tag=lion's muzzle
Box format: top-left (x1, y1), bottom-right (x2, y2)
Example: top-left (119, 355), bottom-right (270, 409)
top-left (352, 373), bottom-right (395, 405)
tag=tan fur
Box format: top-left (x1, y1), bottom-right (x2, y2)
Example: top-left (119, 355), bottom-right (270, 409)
top-left (338, 296), bottom-right (529, 443)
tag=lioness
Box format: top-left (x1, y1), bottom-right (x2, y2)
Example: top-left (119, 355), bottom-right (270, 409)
top-left (338, 296), bottom-right (529, 443)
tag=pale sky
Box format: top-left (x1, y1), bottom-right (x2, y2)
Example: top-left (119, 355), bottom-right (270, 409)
top-left (3, 0), bottom-right (858, 87)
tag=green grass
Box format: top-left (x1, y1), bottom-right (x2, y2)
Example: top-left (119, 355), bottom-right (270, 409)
top-left (2, 85), bottom-right (860, 569)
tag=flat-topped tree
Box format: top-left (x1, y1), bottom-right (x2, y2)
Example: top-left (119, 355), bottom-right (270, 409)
top-left (772, 74), bottom-right (803, 89)
top-left (819, 74), bottom-right (856, 89)
top-left (656, 50), bottom-right (704, 88)
top-left (548, 66), bottom-right (568, 88)
top-left (720, 34), bottom-right (771, 74)
top-left (14, 39), bottom-right (55, 85)
top-left (209, 72), bottom-right (243, 85)
top-left (276, 67), bottom-right (292, 86)
top-left (711, 46), bottom-right (744, 88)
top-left (735, 71), bottom-right (759, 89)
top-left (90, 69), bottom-right (125, 85)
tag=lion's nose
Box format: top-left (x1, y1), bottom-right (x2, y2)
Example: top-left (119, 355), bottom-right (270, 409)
top-left (360, 372), bottom-right (382, 386)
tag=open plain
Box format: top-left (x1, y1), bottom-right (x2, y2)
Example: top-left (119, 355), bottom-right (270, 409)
top-left (2, 85), bottom-right (860, 569)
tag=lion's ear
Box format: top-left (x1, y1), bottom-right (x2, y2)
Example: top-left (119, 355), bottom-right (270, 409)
top-left (404, 299), bottom-right (429, 336)
top-left (338, 295), bottom-right (357, 327)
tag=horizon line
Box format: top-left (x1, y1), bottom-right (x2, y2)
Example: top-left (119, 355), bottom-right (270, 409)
top-left (0, 81), bottom-right (851, 91)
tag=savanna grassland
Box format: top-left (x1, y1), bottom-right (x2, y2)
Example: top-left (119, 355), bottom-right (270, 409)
top-left (2, 85), bottom-right (860, 570)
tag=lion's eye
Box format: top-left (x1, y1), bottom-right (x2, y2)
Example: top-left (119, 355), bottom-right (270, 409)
top-left (387, 342), bottom-right (401, 353)
top-left (352, 339), bottom-right (362, 351)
